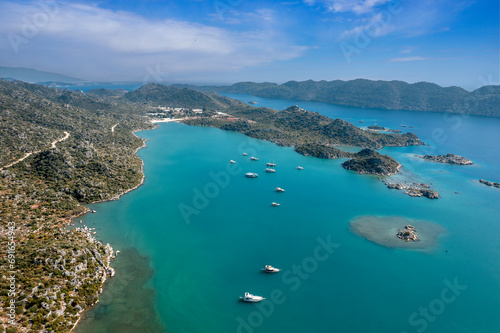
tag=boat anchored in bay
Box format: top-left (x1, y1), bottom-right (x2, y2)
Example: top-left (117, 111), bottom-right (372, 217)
top-left (240, 292), bottom-right (265, 302)
top-left (275, 187), bottom-right (285, 192)
top-left (262, 265), bottom-right (280, 273)
top-left (245, 172), bottom-right (258, 178)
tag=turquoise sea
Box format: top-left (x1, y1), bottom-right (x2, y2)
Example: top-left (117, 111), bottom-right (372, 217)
top-left (76, 93), bottom-right (500, 333)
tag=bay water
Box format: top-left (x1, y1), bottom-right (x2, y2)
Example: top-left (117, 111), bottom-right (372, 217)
top-left (76, 93), bottom-right (500, 333)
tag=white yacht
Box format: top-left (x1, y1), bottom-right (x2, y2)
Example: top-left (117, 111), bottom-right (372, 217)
top-left (263, 265), bottom-right (281, 273)
top-left (241, 292), bottom-right (265, 302)
top-left (250, 157), bottom-right (259, 161)
top-left (243, 153), bottom-right (248, 156)
top-left (270, 202), bottom-right (280, 207)
top-left (275, 187), bottom-right (285, 192)
top-left (297, 166), bottom-right (304, 170)
top-left (267, 162), bottom-right (276, 167)
top-left (265, 168), bottom-right (276, 173)
top-left (230, 160), bottom-right (236, 164)
top-left (245, 172), bottom-right (258, 178)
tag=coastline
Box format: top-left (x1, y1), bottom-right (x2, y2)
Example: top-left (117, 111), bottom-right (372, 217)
top-left (70, 128), bottom-right (151, 332)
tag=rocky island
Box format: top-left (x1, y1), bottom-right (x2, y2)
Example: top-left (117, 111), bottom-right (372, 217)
top-left (397, 225), bottom-right (419, 241)
top-left (294, 144), bottom-right (401, 176)
top-left (479, 179), bottom-right (500, 188)
top-left (350, 215), bottom-right (445, 249)
top-left (341, 149), bottom-right (401, 176)
top-left (418, 153), bottom-right (473, 165)
top-left (367, 125), bottom-right (387, 131)
top-left (383, 180), bottom-right (439, 199)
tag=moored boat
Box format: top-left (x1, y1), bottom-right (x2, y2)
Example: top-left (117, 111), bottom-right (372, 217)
top-left (245, 172), bottom-right (258, 178)
top-left (297, 166), bottom-right (304, 170)
top-left (270, 202), bottom-right (280, 207)
top-left (230, 160), bottom-right (236, 164)
top-left (250, 157), bottom-right (259, 161)
top-left (275, 187), bottom-right (285, 192)
top-left (243, 153), bottom-right (248, 156)
top-left (262, 265), bottom-right (280, 273)
top-left (267, 162), bottom-right (276, 167)
top-left (240, 292), bottom-right (265, 302)
top-left (265, 168), bottom-right (276, 173)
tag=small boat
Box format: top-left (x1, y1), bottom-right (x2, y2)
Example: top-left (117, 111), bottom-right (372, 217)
top-left (250, 157), bottom-right (259, 161)
top-left (263, 265), bottom-right (280, 273)
top-left (267, 162), bottom-right (276, 167)
top-left (297, 166), bottom-right (304, 170)
top-left (240, 292), bottom-right (265, 302)
top-left (248, 101), bottom-right (258, 105)
top-left (243, 153), bottom-right (248, 156)
top-left (230, 160), bottom-right (236, 164)
top-left (270, 202), bottom-right (280, 207)
top-left (275, 187), bottom-right (285, 192)
top-left (245, 172), bottom-right (258, 178)
top-left (359, 120), bottom-right (365, 123)
top-left (401, 124), bottom-right (407, 127)
top-left (265, 168), bottom-right (276, 173)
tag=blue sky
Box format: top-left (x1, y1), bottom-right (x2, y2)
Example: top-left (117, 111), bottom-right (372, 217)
top-left (0, 0), bottom-right (498, 89)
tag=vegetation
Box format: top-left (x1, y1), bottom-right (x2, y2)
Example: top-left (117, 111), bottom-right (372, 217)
top-left (0, 80), bottom-right (429, 331)
top-left (0, 79), bottom-right (152, 332)
top-left (342, 149), bottom-right (400, 175)
top-left (176, 79), bottom-right (500, 116)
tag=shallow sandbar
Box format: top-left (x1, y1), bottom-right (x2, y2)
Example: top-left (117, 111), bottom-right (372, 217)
top-left (350, 215), bottom-right (445, 249)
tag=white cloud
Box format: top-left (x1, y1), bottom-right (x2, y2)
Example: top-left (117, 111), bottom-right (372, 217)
top-left (316, 0), bottom-right (392, 14)
top-left (0, 2), bottom-right (306, 81)
top-left (389, 56), bottom-right (430, 62)
top-left (340, 13), bottom-right (395, 38)
top-left (400, 46), bottom-right (420, 54)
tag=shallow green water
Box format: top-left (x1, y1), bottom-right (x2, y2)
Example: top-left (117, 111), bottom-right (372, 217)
top-left (77, 96), bottom-right (500, 333)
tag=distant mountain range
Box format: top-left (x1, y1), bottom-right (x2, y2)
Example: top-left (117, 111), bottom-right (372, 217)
top-left (174, 79), bottom-right (500, 117)
top-left (122, 83), bottom-right (248, 110)
top-left (0, 66), bottom-right (82, 83)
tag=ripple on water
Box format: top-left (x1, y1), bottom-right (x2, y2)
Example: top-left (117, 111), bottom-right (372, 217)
top-left (350, 215), bottom-right (446, 250)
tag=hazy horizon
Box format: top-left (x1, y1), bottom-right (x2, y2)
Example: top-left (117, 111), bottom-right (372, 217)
top-left (0, 0), bottom-right (498, 90)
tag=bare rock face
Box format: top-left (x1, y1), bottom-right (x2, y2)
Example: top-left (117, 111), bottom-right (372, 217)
top-left (385, 181), bottom-right (439, 199)
top-left (419, 153), bottom-right (473, 165)
top-left (397, 225), bottom-right (419, 242)
top-left (479, 179), bottom-right (500, 188)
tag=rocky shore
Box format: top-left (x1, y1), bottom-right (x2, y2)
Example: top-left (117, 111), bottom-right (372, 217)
top-left (383, 180), bottom-right (439, 199)
top-left (479, 179), bottom-right (500, 188)
top-left (397, 225), bottom-right (419, 241)
top-left (418, 153), bottom-right (473, 165)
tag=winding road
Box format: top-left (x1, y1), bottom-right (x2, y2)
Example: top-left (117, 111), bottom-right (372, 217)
top-left (1, 131), bottom-right (70, 170)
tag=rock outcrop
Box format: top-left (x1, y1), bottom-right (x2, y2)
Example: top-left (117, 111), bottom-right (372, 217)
top-left (479, 179), bottom-right (500, 188)
top-left (418, 153), bottom-right (473, 165)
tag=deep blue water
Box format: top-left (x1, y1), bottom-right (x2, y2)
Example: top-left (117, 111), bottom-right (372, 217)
top-left (76, 91), bottom-right (500, 333)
